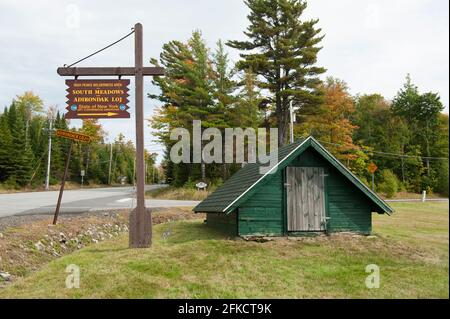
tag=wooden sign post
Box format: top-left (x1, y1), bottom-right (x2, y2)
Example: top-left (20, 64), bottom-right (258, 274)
top-left (53, 130), bottom-right (91, 225)
top-left (57, 23), bottom-right (164, 248)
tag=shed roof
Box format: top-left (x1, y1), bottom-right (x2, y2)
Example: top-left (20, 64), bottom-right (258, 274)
top-left (193, 136), bottom-right (394, 215)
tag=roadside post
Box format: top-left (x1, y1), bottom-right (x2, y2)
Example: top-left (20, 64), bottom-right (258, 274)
top-left (80, 169), bottom-right (85, 188)
top-left (52, 130), bottom-right (91, 225)
top-left (422, 190), bottom-right (427, 202)
top-left (367, 162), bottom-right (378, 191)
top-left (56, 23), bottom-right (165, 248)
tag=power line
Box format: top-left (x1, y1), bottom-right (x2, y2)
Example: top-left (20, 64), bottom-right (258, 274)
top-left (64, 28), bottom-right (135, 68)
top-left (316, 139), bottom-right (449, 161)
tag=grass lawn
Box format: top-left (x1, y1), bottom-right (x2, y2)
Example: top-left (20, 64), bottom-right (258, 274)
top-left (0, 202), bottom-right (448, 298)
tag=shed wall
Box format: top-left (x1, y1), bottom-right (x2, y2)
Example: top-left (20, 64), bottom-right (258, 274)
top-left (238, 170), bottom-right (284, 236)
top-left (206, 212), bottom-right (237, 235)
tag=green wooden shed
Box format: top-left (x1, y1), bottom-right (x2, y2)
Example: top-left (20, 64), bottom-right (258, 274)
top-left (193, 136), bottom-right (393, 237)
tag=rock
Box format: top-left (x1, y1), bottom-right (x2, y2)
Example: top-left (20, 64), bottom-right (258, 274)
top-left (0, 272), bottom-right (11, 281)
top-left (59, 232), bottom-right (67, 243)
top-left (0, 233), bottom-right (4, 238)
top-left (34, 241), bottom-right (45, 251)
top-left (367, 235), bottom-right (377, 239)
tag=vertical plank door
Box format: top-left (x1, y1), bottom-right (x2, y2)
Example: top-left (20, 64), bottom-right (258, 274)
top-left (286, 167), bottom-right (326, 231)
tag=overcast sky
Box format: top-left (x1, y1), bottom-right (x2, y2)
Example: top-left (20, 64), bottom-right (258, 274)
top-left (0, 0), bottom-right (448, 161)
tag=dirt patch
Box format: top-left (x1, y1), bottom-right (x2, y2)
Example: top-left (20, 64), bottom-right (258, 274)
top-left (0, 207), bottom-right (204, 287)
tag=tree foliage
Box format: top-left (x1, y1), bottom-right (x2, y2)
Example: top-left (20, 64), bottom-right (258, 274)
top-left (227, 0), bottom-right (326, 145)
top-left (0, 93), bottom-right (153, 189)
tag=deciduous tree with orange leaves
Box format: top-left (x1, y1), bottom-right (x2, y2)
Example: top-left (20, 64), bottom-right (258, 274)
top-left (299, 77), bottom-right (365, 170)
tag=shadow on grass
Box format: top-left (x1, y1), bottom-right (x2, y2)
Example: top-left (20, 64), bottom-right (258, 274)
top-left (82, 247), bottom-right (129, 254)
top-left (162, 221), bottom-right (234, 244)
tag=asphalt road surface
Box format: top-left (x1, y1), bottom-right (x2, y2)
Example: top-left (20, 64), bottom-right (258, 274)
top-left (0, 185), bottom-right (200, 218)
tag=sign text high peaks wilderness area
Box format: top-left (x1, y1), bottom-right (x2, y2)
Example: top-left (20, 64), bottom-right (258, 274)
top-left (65, 79), bottom-right (130, 119)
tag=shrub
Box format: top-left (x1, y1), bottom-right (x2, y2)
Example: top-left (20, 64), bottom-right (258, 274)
top-left (378, 169), bottom-right (399, 198)
top-left (359, 177), bottom-right (372, 189)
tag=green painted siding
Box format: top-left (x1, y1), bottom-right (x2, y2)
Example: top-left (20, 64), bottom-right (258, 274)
top-left (206, 212), bottom-right (237, 235)
top-left (290, 147), bottom-right (329, 167)
top-left (326, 167), bottom-right (372, 234)
top-left (238, 170), bottom-right (284, 236)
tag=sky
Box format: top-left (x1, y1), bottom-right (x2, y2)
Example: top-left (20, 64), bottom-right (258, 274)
top-left (0, 0), bottom-right (448, 162)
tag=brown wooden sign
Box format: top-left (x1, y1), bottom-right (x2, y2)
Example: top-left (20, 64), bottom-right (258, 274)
top-left (55, 129), bottom-right (91, 143)
top-left (65, 79), bottom-right (130, 119)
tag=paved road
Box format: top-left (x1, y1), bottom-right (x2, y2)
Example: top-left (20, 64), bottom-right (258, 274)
top-left (0, 185), bottom-right (200, 218)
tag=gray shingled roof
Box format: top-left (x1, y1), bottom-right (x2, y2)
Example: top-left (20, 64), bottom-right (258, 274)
top-left (193, 139), bottom-right (306, 213)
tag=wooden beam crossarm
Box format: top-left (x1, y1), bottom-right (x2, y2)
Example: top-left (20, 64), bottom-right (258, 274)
top-left (57, 66), bottom-right (165, 77)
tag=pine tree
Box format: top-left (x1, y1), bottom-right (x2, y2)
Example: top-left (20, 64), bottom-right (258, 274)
top-left (150, 31), bottom-right (219, 183)
top-left (233, 70), bottom-right (263, 129)
top-left (0, 107), bottom-right (13, 182)
top-left (8, 103), bottom-right (34, 186)
top-left (227, 0), bottom-right (326, 145)
top-left (212, 40), bottom-right (238, 179)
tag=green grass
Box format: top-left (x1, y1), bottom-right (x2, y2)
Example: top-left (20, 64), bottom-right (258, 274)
top-left (0, 202), bottom-right (448, 298)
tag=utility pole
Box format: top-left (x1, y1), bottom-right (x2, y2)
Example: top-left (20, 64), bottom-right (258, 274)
top-left (152, 166), bottom-right (155, 184)
top-left (289, 100), bottom-right (295, 144)
top-left (108, 142), bottom-right (113, 185)
top-left (45, 117), bottom-right (53, 190)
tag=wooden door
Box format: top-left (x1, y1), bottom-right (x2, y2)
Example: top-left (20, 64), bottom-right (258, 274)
top-left (286, 167), bottom-right (326, 232)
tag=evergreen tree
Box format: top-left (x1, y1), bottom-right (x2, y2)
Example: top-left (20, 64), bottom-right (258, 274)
top-left (212, 40), bottom-right (238, 179)
top-left (150, 31), bottom-right (222, 184)
top-left (0, 107), bottom-right (13, 182)
top-left (227, 0), bottom-right (326, 145)
top-left (8, 103), bottom-right (34, 186)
